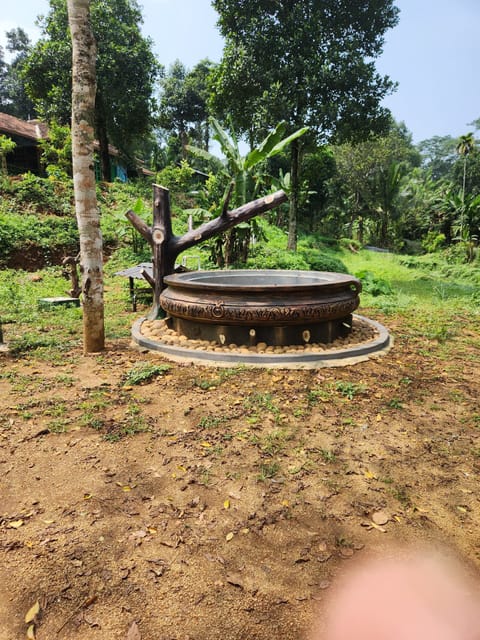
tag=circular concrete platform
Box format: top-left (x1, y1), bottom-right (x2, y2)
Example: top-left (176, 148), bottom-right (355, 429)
top-left (131, 314), bottom-right (392, 369)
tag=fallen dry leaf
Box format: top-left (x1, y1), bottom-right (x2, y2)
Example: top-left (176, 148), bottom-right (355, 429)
top-left (25, 601), bottom-right (40, 624)
top-left (126, 620), bottom-right (141, 639)
top-left (8, 519), bottom-right (24, 529)
top-left (225, 532), bottom-right (234, 541)
top-left (26, 624), bottom-right (36, 640)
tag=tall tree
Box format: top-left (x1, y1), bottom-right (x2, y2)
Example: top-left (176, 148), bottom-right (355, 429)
top-left (417, 135), bottom-right (457, 181)
top-left (3, 28), bottom-right (36, 119)
top-left (158, 59), bottom-right (215, 159)
top-left (24, 0), bottom-right (159, 180)
top-left (67, 0), bottom-right (104, 353)
top-left (331, 120), bottom-right (420, 245)
top-left (456, 132), bottom-right (476, 201)
top-left (211, 0), bottom-right (399, 250)
top-left (0, 46), bottom-right (8, 111)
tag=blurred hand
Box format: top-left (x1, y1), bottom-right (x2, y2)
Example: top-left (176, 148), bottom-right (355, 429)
top-left (315, 550), bottom-right (480, 640)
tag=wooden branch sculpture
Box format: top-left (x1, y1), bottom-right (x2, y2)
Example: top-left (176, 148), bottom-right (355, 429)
top-left (126, 184), bottom-right (288, 319)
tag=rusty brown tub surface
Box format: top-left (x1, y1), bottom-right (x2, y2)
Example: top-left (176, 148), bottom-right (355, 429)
top-left (160, 269), bottom-right (362, 346)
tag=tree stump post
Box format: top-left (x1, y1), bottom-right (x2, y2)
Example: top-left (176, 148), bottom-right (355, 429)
top-left (126, 184), bottom-right (288, 320)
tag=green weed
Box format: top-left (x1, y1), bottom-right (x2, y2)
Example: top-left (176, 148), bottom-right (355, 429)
top-left (198, 414), bottom-right (229, 429)
top-left (387, 398), bottom-right (403, 409)
top-left (261, 429), bottom-right (290, 456)
top-left (319, 448), bottom-right (336, 463)
top-left (335, 381), bottom-right (368, 400)
top-left (122, 363), bottom-right (171, 386)
top-left (258, 461), bottom-right (280, 480)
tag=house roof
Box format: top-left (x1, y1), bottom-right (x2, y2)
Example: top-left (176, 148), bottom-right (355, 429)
top-left (0, 112), bottom-right (48, 141)
top-left (0, 111), bottom-right (120, 157)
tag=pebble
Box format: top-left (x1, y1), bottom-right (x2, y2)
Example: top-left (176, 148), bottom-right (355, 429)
top-left (140, 319), bottom-right (378, 355)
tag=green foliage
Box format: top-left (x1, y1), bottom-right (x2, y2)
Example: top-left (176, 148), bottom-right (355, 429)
top-left (158, 58), bottom-right (215, 159)
top-left (38, 121), bottom-right (72, 179)
top-left (335, 381), bottom-right (368, 400)
top-left (422, 231), bottom-right (446, 253)
top-left (188, 117), bottom-right (307, 266)
top-left (338, 237), bottom-right (362, 251)
top-left (300, 249), bottom-right (348, 273)
top-left (121, 363), bottom-right (171, 386)
top-left (189, 117), bottom-right (307, 209)
top-left (0, 135), bottom-right (17, 175)
top-left (246, 245), bottom-right (310, 270)
top-left (211, 0), bottom-right (399, 248)
top-left (0, 210), bottom-right (78, 268)
top-left (0, 176), bottom-right (153, 268)
top-left (211, 1), bottom-right (398, 142)
top-left (0, 28), bottom-right (35, 120)
top-left (23, 0), bottom-right (160, 176)
top-left (418, 135), bottom-right (457, 181)
top-left (355, 269), bottom-right (393, 296)
top-left (330, 122), bottom-right (421, 247)
top-left (2, 172), bottom-right (72, 215)
top-left (156, 161), bottom-right (195, 194)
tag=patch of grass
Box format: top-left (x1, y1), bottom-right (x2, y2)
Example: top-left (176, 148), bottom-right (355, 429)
top-left (103, 403), bottom-right (151, 441)
top-left (82, 414), bottom-right (105, 430)
top-left (387, 398), bottom-right (403, 409)
top-left (306, 388), bottom-right (332, 406)
top-left (261, 429), bottom-right (291, 456)
top-left (243, 391), bottom-right (278, 413)
top-left (335, 381), bottom-right (368, 400)
top-left (193, 367), bottom-right (244, 390)
top-left (258, 461), bottom-right (280, 481)
top-left (198, 414), bottom-right (229, 429)
top-left (9, 333), bottom-right (62, 355)
top-left (319, 448), bottom-right (336, 463)
top-left (122, 363), bottom-right (171, 386)
top-left (47, 418), bottom-right (71, 433)
top-left (390, 485), bottom-right (410, 506)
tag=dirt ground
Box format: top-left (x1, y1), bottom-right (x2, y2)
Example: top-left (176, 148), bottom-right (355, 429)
top-left (1, 310), bottom-right (479, 639)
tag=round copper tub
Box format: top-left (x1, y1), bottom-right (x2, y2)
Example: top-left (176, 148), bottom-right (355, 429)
top-left (160, 269), bottom-right (361, 346)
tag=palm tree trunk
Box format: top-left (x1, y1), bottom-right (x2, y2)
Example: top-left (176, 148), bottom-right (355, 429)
top-left (287, 139), bottom-right (301, 251)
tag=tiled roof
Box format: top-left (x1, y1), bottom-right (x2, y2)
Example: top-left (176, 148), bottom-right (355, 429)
top-left (0, 112), bottom-right (48, 141)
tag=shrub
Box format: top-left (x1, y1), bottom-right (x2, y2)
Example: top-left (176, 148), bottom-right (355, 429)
top-left (355, 269), bottom-right (393, 296)
top-left (246, 245), bottom-right (310, 270)
top-left (7, 173), bottom-right (73, 215)
top-left (338, 237), bottom-right (362, 251)
top-left (0, 211), bottom-right (79, 268)
top-left (422, 231), bottom-right (446, 253)
top-left (300, 248), bottom-right (348, 273)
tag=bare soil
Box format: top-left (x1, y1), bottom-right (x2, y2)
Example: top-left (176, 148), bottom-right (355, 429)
top-left (1, 311), bottom-right (479, 639)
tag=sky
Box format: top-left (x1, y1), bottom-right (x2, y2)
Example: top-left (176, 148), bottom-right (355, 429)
top-left (0, 0), bottom-right (478, 145)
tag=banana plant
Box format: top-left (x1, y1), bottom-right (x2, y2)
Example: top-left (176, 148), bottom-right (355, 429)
top-left (187, 117), bottom-right (308, 208)
top-left (186, 117), bottom-right (307, 265)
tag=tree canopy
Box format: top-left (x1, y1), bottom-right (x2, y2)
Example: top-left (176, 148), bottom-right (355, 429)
top-left (158, 58), bottom-right (215, 160)
top-left (211, 0), bottom-right (400, 248)
top-left (0, 29), bottom-right (35, 119)
top-left (23, 0), bottom-right (160, 179)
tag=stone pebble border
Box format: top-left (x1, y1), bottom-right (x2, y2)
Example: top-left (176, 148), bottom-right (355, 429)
top-left (131, 314), bottom-right (392, 369)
